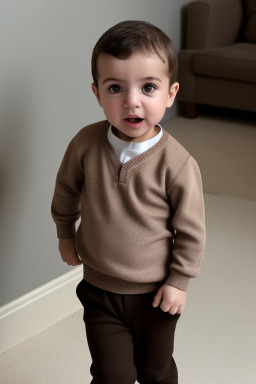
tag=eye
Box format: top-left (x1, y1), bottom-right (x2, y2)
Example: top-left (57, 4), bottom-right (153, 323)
top-left (108, 85), bottom-right (122, 94)
top-left (142, 83), bottom-right (156, 94)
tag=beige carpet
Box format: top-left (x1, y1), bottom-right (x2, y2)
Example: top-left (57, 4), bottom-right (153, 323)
top-left (163, 115), bottom-right (256, 201)
top-left (1, 113), bottom-right (256, 384)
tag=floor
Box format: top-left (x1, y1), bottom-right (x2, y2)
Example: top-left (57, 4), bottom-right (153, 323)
top-left (1, 112), bottom-right (256, 384)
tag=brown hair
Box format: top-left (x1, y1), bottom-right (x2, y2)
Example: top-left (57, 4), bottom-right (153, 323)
top-left (91, 20), bottom-right (178, 87)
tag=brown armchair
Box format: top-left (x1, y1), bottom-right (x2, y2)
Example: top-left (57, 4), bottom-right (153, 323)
top-left (178, 0), bottom-right (256, 117)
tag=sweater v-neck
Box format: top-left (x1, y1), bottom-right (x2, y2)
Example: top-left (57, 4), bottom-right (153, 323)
top-left (108, 124), bottom-right (163, 164)
top-left (100, 120), bottom-right (169, 183)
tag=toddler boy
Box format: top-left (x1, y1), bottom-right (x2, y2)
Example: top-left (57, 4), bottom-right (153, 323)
top-left (51, 20), bottom-right (206, 384)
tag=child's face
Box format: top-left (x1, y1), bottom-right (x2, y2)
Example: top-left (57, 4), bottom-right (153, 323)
top-left (92, 51), bottom-right (179, 142)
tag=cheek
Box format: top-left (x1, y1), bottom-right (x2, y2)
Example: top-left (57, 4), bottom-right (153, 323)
top-left (145, 97), bottom-right (167, 116)
top-left (101, 98), bottom-right (120, 119)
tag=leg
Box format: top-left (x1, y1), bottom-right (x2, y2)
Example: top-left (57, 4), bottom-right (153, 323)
top-left (76, 280), bottom-right (137, 384)
top-left (128, 292), bottom-right (180, 384)
top-left (185, 102), bottom-right (198, 118)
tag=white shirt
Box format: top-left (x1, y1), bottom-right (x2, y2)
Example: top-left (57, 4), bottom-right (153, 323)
top-left (107, 124), bottom-right (163, 164)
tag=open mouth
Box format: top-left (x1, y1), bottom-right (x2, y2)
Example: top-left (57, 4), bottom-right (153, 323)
top-left (125, 118), bottom-right (143, 123)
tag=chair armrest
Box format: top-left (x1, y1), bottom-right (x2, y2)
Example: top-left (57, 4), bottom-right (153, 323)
top-left (186, 0), bottom-right (243, 49)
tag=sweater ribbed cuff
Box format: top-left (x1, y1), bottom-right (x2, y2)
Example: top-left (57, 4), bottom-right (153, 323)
top-left (165, 270), bottom-right (190, 292)
top-left (56, 223), bottom-right (76, 239)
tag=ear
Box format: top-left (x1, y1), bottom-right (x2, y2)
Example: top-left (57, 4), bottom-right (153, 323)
top-left (166, 82), bottom-right (179, 108)
top-left (91, 83), bottom-right (103, 107)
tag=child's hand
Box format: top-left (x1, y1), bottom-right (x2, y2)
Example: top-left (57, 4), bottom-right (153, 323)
top-left (152, 284), bottom-right (186, 315)
top-left (58, 238), bottom-right (82, 266)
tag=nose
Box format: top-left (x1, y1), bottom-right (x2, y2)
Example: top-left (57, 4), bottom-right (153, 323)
top-left (123, 89), bottom-right (141, 109)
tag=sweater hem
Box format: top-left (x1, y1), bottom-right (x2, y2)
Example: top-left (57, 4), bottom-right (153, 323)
top-left (83, 265), bottom-right (162, 295)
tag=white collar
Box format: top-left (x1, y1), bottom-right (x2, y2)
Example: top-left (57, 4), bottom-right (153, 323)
top-left (107, 124), bottom-right (163, 163)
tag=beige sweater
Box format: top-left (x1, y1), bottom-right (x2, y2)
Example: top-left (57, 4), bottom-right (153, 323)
top-left (51, 120), bottom-right (206, 293)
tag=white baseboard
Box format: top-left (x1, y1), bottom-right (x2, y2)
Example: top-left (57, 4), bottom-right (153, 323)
top-left (0, 266), bottom-right (83, 354)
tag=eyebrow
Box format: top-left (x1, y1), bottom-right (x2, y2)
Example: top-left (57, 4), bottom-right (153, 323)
top-left (102, 76), bottom-right (162, 84)
top-left (102, 78), bottom-right (123, 85)
top-left (142, 77), bottom-right (162, 83)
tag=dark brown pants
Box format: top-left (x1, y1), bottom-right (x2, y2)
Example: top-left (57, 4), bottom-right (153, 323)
top-left (76, 279), bottom-right (180, 384)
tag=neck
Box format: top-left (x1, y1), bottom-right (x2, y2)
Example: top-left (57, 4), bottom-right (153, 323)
top-left (111, 125), bottom-right (160, 143)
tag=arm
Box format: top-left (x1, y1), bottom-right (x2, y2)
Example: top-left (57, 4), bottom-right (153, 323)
top-left (166, 156), bottom-right (206, 291)
top-left (51, 137), bottom-right (84, 263)
top-left (59, 238), bottom-right (82, 266)
top-left (153, 156), bottom-right (205, 314)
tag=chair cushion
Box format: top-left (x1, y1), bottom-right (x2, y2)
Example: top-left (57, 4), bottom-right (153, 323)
top-left (192, 43), bottom-right (256, 83)
top-left (244, 0), bottom-right (256, 43)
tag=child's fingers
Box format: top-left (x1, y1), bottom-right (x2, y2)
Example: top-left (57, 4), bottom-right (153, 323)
top-left (177, 306), bottom-right (184, 314)
top-left (152, 290), bottom-right (163, 308)
top-left (168, 305), bottom-right (179, 315)
top-left (61, 252), bottom-right (82, 266)
top-left (160, 298), bottom-right (172, 312)
top-left (168, 304), bottom-right (185, 315)
top-left (70, 254), bottom-right (82, 266)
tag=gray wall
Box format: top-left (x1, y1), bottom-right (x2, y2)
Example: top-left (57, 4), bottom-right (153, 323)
top-left (0, 0), bottom-right (189, 306)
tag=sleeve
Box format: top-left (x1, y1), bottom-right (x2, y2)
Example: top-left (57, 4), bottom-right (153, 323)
top-left (165, 155), bottom-right (206, 291)
top-left (51, 137), bottom-right (84, 239)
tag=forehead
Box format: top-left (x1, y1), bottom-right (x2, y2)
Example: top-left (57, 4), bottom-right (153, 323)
top-left (97, 51), bottom-right (169, 82)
